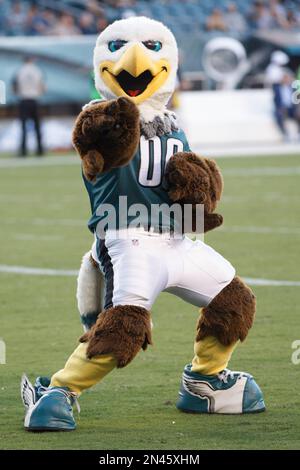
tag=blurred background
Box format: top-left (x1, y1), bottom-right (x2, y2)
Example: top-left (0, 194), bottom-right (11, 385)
top-left (1, 0), bottom-right (300, 155)
top-left (1, 2), bottom-right (300, 450)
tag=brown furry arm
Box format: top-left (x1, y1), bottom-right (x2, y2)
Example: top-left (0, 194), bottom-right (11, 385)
top-left (164, 152), bottom-right (224, 233)
top-left (72, 97), bottom-right (140, 181)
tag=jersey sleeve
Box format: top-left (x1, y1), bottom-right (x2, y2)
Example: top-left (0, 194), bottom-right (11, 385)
top-left (181, 130), bottom-right (191, 152)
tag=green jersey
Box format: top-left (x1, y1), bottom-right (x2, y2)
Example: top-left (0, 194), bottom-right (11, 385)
top-left (83, 129), bottom-right (190, 234)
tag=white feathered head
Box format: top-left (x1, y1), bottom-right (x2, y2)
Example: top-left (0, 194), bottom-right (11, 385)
top-left (93, 16), bottom-right (178, 121)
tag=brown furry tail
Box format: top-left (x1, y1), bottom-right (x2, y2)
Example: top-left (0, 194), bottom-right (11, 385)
top-left (80, 305), bottom-right (152, 367)
top-left (196, 276), bottom-right (256, 346)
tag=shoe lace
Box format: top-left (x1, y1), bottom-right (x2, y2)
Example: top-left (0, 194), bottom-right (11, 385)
top-left (217, 369), bottom-right (243, 384)
top-left (39, 386), bottom-right (81, 413)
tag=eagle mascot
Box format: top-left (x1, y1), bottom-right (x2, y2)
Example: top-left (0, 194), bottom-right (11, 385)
top-left (21, 16), bottom-right (265, 431)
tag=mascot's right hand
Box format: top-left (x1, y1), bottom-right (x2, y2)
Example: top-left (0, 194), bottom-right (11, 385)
top-left (73, 97), bottom-right (140, 182)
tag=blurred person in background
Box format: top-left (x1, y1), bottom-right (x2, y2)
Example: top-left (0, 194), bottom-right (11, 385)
top-left (85, 0), bottom-right (109, 32)
top-left (205, 8), bottom-right (227, 32)
top-left (48, 13), bottom-right (80, 36)
top-left (86, 0), bottom-right (106, 18)
top-left (7, 0), bottom-right (26, 36)
top-left (286, 8), bottom-right (300, 29)
top-left (265, 50), bottom-right (289, 86)
top-left (41, 9), bottom-right (57, 35)
top-left (13, 56), bottom-right (45, 157)
top-left (96, 15), bottom-right (109, 33)
top-left (248, 0), bottom-right (274, 29)
top-left (266, 50), bottom-right (300, 141)
top-left (79, 12), bottom-right (97, 35)
top-left (272, 72), bottom-right (300, 140)
top-left (86, 0), bottom-right (108, 34)
top-left (0, 0), bottom-right (7, 32)
top-left (108, 0), bottom-right (137, 7)
top-left (270, 0), bottom-right (289, 29)
top-left (25, 3), bottom-right (50, 35)
top-left (224, 3), bottom-right (247, 34)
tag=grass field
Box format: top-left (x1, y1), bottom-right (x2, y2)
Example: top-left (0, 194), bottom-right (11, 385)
top-left (0, 153), bottom-right (300, 450)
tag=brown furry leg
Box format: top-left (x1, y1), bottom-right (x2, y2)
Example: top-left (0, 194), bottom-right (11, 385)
top-left (80, 305), bottom-right (152, 367)
top-left (196, 276), bottom-right (256, 346)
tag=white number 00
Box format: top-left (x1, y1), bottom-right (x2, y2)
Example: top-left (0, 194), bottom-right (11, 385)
top-left (138, 135), bottom-right (184, 187)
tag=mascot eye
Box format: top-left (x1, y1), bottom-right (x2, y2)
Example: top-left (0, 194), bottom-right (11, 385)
top-left (143, 41), bottom-right (162, 52)
top-left (108, 40), bottom-right (127, 52)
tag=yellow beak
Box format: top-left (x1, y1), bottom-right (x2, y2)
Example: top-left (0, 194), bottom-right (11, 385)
top-left (112, 44), bottom-right (161, 77)
top-left (100, 43), bottom-right (170, 104)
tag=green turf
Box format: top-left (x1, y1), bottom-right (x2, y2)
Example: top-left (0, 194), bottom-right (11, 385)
top-left (0, 153), bottom-right (300, 450)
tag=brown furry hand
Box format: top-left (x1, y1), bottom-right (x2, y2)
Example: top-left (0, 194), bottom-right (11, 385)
top-left (204, 212), bottom-right (223, 233)
top-left (81, 150), bottom-right (104, 182)
top-left (73, 97), bottom-right (140, 181)
top-left (165, 153), bottom-right (208, 204)
top-left (165, 152), bottom-right (224, 233)
top-left (165, 152), bottom-right (223, 207)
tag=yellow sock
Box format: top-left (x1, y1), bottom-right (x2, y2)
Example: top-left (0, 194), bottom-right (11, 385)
top-left (50, 343), bottom-right (117, 394)
top-left (192, 336), bottom-right (237, 375)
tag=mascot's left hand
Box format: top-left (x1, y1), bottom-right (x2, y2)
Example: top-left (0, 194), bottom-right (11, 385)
top-left (164, 152), bottom-right (224, 233)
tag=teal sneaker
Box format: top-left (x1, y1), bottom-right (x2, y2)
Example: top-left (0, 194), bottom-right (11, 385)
top-left (176, 364), bottom-right (266, 414)
top-left (21, 374), bottom-right (78, 432)
top-left (34, 376), bottom-right (51, 400)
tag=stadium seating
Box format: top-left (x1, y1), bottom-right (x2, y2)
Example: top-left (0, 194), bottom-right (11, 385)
top-left (1, 0), bottom-right (300, 105)
top-left (1, 0), bottom-right (300, 37)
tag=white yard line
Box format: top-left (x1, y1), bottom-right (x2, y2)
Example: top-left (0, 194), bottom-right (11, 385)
top-left (223, 166), bottom-right (300, 176)
top-left (14, 234), bottom-right (63, 241)
top-left (0, 264), bottom-right (299, 286)
top-left (0, 265), bottom-right (78, 276)
top-left (0, 156), bottom-right (78, 168)
top-left (193, 143), bottom-right (300, 157)
top-left (2, 217), bottom-right (85, 227)
top-left (243, 277), bottom-right (300, 287)
top-left (0, 155), bottom-right (300, 177)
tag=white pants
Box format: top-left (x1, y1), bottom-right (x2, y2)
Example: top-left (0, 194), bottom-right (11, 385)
top-left (92, 230), bottom-right (235, 311)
